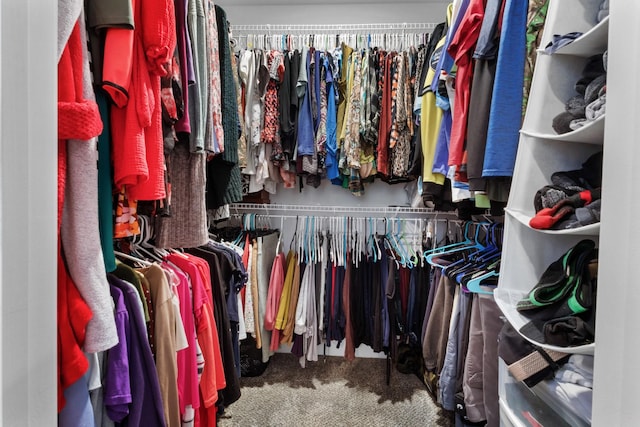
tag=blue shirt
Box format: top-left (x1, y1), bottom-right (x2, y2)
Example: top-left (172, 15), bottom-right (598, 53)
top-left (325, 56), bottom-right (339, 181)
top-left (483, 0), bottom-right (527, 177)
top-left (297, 50), bottom-right (315, 156)
top-left (432, 109), bottom-right (453, 176)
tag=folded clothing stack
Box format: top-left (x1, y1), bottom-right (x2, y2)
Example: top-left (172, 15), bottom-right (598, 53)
top-left (530, 151), bottom-right (602, 230)
top-left (552, 52), bottom-right (607, 134)
top-left (516, 239), bottom-right (599, 348)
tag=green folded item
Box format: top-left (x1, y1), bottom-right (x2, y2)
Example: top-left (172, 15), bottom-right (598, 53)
top-left (517, 239), bottom-right (596, 315)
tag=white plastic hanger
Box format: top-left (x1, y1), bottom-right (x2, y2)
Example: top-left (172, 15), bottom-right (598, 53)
top-left (276, 216), bottom-right (284, 254)
top-left (114, 250), bottom-right (153, 267)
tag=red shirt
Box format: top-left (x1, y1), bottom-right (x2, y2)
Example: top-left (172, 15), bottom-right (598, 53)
top-left (447, 0), bottom-right (487, 168)
top-left (107, 0), bottom-right (176, 201)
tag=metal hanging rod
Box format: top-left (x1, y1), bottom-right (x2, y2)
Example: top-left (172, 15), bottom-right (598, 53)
top-left (230, 203), bottom-right (455, 217)
top-left (231, 22), bottom-right (437, 34)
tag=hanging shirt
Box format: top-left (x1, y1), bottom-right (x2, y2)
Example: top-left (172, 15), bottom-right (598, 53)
top-left (265, 252), bottom-right (286, 351)
top-left (162, 262), bottom-right (200, 421)
top-left (282, 259), bottom-right (303, 344)
top-left (431, 0), bottom-right (472, 92)
top-left (377, 52), bottom-right (395, 177)
top-left (275, 251), bottom-right (297, 331)
top-left (261, 50), bottom-right (285, 145)
top-left (165, 254), bottom-right (221, 416)
top-left (109, 0), bottom-right (177, 200)
top-left (325, 54), bottom-right (340, 181)
top-left (465, 0), bottom-right (504, 192)
top-left (204, 0), bottom-right (224, 153)
top-left (297, 49), bottom-right (316, 157)
top-left (186, 0), bottom-right (208, 153)
top-left (447, 0), bottom-right (487, 168)
top-left (140, 265), bottom-right (181, 427)
top-left (336, 44), bottom-right (353, 145)
top-left (420, 9), bottom-right (450, 185)
top-left (103, 284), bottom-right (131, 422)
top-left (391, 52), bottom-right (414, 178)
top-left (239, 50), bottom-right (258, 175)
top-left (107, 275), bottom-right (166, 427)
top-left (432, 108), bottom-right (453, 176)
top-left (483, 0), bottom-right (528, 177)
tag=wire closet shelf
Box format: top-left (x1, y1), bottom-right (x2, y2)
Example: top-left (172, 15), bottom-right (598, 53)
top-left (231, 22), bottom-right (437, 34)
top-left (229, 203), bottom-right (449, 217)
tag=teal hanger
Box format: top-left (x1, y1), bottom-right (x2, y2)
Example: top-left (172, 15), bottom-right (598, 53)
top-left (422, 220), bottom-right (470, 259)
top-left (426, 222), bottom-right (485, 268)
top-left (465, 257), bottom-right (501, 294)
top-left (466, 270), bottom-right (499, 294)
top-left (387, 218), bottom-right (407, 268)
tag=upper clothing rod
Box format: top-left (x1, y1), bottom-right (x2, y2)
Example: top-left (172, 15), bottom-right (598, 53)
top-left (231, 202), bottom-right (444, 215)
top-left (231, 22), bottom-right (437, 33)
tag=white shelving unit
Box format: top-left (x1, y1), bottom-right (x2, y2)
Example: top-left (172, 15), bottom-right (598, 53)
top-left (495, 0), bottom-right (607, 424)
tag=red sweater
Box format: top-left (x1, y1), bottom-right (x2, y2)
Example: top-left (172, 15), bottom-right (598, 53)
top-left (107, 0), bottom-right (176, 201)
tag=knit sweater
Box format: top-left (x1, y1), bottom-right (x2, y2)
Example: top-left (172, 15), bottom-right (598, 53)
top-left (215, 5), bottom-right (242, 205)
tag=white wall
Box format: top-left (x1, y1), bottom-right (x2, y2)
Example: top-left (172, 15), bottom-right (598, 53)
top-left (0, 1), bottom-right (57, 426)
top-left (591, 0), bottom-right (640, 426)
top-left (217, 1), bottom-right (449, 26)
top-left (216, 0), bottom-right (448, 213)
top-left (216, 0), bottom-right (448, 359)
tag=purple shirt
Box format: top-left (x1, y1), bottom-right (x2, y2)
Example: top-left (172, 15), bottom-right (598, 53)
top-left (106, 285), bottom-right (132, 422)
top-left (108, 275), bottom-right (166, 427)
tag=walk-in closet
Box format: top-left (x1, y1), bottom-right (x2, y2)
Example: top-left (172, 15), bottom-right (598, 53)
top-left (0, 0), bottom-right (635, 426)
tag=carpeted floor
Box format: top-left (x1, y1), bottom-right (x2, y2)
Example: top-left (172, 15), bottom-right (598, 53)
top-left (218, 353), bottom-right (454, 427)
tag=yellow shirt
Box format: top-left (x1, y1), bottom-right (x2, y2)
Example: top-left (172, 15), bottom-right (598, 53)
top-left (275, 251), bottom-right (297, 331)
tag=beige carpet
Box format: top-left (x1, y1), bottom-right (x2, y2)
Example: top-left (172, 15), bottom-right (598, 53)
top-left (218, 353), bottom-right (454, 427)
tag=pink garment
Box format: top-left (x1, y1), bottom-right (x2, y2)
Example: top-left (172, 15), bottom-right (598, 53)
top-left (163, 263), bottom-right (200, 415)
top-left (165, 254), bottom-right (221, 412)
top-left (265, 253), bottom-right (286, 352)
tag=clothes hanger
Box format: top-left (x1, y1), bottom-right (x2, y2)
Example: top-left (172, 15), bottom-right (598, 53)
top-left (128, 215), bottom-right (164, 262)
top-left (114, 250), bottom-right (153, 267)
top-left (289, 216), bottom-right (299, 252)
top-left (392, 218), bottom-right (408, 267)
top-left (307, 216), bottom-right (313, 264)
top-left (313, 216), bottom-right (320, 264)
top-left (374, 218), bottom-right (382, 262)
top-left (464, 259), bottom-right (501, 295)
top-left (423, 220), bottom-right (470, 258)
top-left (426, 222), bottom-right (485, 268)
top-left (382, 219), bottom-right (400, 269)
top-left (360, 217), bottom-right (366, 264)
top-left (357, 217), bottom-right (364, 267)
top-left (366, 217), bottom-right (376, 262)
top-left (276, 216), bottom-right (284, 254)
top-left (408, 218), bottom-right (421, 268)
top-left (443, 222), bottom-right (501, 278)
top-left (342, 216), bottom-right (348, 267)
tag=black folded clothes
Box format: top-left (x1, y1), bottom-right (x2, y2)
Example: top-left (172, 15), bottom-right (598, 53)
top-left (531, 152), bottom-right (603, 230)
top-left (552, 52), bottom-right (607, 135)
top-left (516, 239), bottom-right (598, 347)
